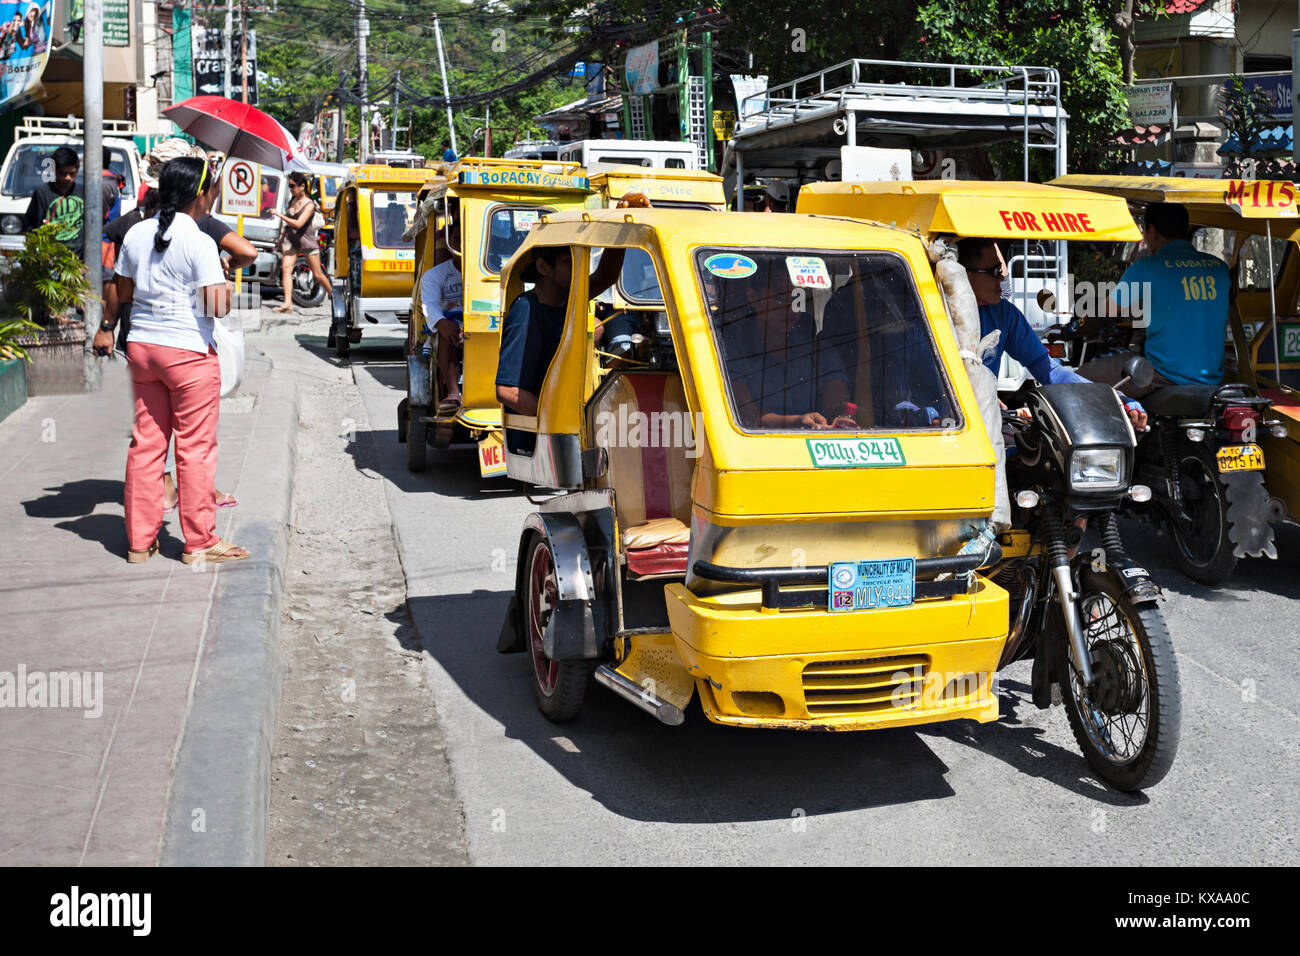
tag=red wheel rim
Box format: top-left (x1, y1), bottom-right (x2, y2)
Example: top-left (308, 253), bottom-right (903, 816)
top-left (528, 541), bottom-right (560, 695)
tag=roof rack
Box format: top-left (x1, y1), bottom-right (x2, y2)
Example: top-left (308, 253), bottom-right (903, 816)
top-left (18, 116), bottom-right (139, 139)
top-left (726, 58), bottom-right (1066, 186)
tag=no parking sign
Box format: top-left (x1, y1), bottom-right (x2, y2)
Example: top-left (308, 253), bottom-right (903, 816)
top-left (222, 159), bottom-right (261, 216)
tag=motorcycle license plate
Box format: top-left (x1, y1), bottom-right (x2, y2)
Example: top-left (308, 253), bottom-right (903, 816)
top-left (829, 558), bottom-right (915, 612)
top-left (1216, 443), bottom-right (1265, 473)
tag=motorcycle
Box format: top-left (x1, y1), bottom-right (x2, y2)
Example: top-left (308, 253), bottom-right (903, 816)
top-left (995, 355), bottom-right (1181, 791)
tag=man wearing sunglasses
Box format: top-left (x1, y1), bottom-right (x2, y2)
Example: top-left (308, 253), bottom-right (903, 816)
top-left (957, 237), bottom-right (1147, 430)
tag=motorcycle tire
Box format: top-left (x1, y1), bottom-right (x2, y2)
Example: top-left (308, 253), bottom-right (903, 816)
top-left (1056, 568), bottom-right (1181, 791)
top-left (1168, 441), bottom-right (1238, 585)
top-left (291, 267), bottom-right (326, 308)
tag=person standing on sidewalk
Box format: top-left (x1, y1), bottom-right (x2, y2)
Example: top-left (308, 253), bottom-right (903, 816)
top-left (92, 157), bottom-right (250, 565)
top-left (271, 171), bottom-right (330, 315)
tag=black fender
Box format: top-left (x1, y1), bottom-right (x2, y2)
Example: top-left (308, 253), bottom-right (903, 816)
top-left (497, 512), bottom-right (605, 660)
top-left (331, 281), bottom-right (348, 330)
top-left (1074, 550), bottom-right (1162, 607)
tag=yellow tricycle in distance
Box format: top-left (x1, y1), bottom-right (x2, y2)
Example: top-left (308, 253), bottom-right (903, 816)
top-left (330, 163), bottom-right (444, 359)
top-left (492, 203), bottom-right (1179, 791)
top-left (401, 158), bottom-right (593, 475)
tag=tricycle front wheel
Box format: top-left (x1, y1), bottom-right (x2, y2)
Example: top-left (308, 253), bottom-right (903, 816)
top-left (1056, 569), bottom-right (1181, 791)
top-left (525, 535), bottom-right (592, 721)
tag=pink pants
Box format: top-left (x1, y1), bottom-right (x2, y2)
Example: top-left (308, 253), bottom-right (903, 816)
top-left (125, 341), bottom-right (221, 554)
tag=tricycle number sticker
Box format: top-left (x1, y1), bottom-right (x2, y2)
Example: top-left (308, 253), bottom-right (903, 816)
top-left (785, 255), bottom-right (831, 289)
top-left (513, 210), bottom-right (540, 231)
top-left (829, 558), bottom-right (915, 612)
top-left (703, 253), bottom-right (757, 278)
top-left (806, 436), bottom-right (905, 468)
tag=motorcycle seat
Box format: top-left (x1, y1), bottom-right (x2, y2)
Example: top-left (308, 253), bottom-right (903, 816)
top-left (1142, 385), bottom-right (1218, 418)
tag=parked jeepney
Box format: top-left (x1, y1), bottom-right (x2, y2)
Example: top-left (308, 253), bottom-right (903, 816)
top-left (330, 163), bottom-right (445, 358)
top-left (1048, 175), bottom-right (1295, 580)
top-left (400, 158), bottom-right (592, 475)
top-left (493, 205), bottom-right (1178, 791)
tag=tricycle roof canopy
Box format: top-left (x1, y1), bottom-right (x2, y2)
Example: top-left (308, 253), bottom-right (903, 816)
top-left (1051, 175), bottom-right (1300, 221)
top-left (799, 180), bottom-right (1141, 241)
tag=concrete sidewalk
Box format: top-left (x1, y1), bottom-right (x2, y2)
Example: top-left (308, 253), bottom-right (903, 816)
top-left (0, 345), bottom-right (298, 866)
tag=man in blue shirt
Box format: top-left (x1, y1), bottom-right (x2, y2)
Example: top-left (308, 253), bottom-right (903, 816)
top-left (1078, 202), bottom-right (1231, 393)
top-left (958, 237), bottom-right (1147, 429)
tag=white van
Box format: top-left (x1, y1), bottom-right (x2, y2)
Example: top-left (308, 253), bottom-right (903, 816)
top-left (0, 116), bottom-right (143, 257)
top-left (555, 139), bottom-right (699, 174)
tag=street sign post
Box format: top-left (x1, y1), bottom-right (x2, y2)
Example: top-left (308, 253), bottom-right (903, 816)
top-left (222, 159), bottom-right (260, 295)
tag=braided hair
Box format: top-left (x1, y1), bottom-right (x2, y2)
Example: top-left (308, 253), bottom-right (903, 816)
top-left (154, 157), bottom-right (208, 253)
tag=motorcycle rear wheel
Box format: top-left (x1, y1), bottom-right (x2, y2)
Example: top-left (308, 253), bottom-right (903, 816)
top-left (1056, 569), bottom-right (1181, 791)
top-left (1168, 443), bottom-right (1237, 584)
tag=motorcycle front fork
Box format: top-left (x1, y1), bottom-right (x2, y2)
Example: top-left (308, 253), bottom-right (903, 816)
top-left (1043, 506), bottom-right (1096, 687)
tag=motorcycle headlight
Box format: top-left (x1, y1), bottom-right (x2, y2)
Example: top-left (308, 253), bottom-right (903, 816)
top-left (1069, 448), bottom-right (1124, 492)
top-left (0, 215), bottom-right (23, 235)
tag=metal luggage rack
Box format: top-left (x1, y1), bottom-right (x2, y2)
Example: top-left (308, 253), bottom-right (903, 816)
top-left (739, 59), bottom-right (1063, 134)
top-left (18, 116), bottom-right (139, 138)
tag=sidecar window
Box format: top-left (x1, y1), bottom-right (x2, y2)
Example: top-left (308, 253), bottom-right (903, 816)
top-left (695, 248), bottom-right (960, 433)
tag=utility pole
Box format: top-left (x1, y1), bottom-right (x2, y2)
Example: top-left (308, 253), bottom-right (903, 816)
top-left (83, 0), bottom-right (104, 390)
top-left (485, 103), bottom-right (491, 157)
top-left (432, 12), bottom-right (457, 155)
top-left (240, 0), bottom-right (249, 104)
top-left (336, 71), bottom-right (347, 162)
top-left (223, 0), bottom-right (233, 99)
top-left (391, 70), bottom-right (400, 151)
top-left (357, 0), bottom-right (370, 162)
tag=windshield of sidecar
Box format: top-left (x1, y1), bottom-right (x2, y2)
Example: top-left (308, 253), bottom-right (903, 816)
top-left (695, 248), bottom-right (961, 433)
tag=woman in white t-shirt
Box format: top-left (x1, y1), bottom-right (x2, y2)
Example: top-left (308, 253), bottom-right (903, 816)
top-left (93, 157), bottom-right (249, 565)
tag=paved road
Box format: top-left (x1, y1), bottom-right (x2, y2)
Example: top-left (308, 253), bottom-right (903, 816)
top-left (331, 320), bottom-right (1297, 866)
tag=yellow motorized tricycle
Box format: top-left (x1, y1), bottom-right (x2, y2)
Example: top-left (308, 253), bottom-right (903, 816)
top-left (330, 162), bottom-right (444, 359)
top-left (1049, 175), bottom-right (1295, 581)
top-left (493, 204), bottom-right (1179, 791)
top-left (400, 158), bottom-right (593, 475)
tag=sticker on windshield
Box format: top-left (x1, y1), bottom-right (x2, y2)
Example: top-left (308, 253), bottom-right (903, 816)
top-left (704, 253), bottom-right (757, 278)
top-left (513, 209), bottom-right (540, 231)
top-left (785, 255), bottom-right (831, 289)
top-left (807, 437), bottom-right (905, 468)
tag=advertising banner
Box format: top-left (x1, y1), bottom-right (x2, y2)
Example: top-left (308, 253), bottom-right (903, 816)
top-left (625, 41), bottom-right (658, 95)
top-left (0, 0), bottom-right (55, 115)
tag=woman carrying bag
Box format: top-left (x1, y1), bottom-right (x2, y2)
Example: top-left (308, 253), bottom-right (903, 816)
top-left (92, 157), bottom-right (250, 565)
top-left (271, 171), bottom-right (331, 315)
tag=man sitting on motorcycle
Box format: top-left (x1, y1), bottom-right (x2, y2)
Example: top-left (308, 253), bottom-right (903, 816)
top-left (1077, 202), bottom-right (1231, 396)
top-left (958, 237), bottom-right (1148, 430)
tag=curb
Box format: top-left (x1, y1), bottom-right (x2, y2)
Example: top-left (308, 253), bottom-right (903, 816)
top-left (160, 359), bottom-right (299, 866)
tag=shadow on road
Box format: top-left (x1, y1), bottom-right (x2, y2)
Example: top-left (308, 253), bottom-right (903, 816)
top-left (22, 478), bottom-right (123, 518)
top-left (1114, 515), bottom-right (1300, 602)
top-left (398, 585), bottom-right (1143, 823)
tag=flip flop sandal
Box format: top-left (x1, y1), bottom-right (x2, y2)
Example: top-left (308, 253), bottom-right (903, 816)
top-left (216, 493), bottom-right (239, 508)
top-left (272, 305), bottom-right (294, 314)
top-left (438, 397), bottom-right (462, 411)
top-left (181, 539), bottom-right (250, 565)
top-left (127, 539), bottom-right (160, 563)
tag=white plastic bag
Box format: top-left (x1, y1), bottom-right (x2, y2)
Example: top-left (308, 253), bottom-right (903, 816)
top-left (213, 315), bottom-right (245, 397)
top-left (927, 239), bottom-right (1010, 529)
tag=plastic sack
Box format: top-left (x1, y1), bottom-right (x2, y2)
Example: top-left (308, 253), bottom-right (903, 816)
top-left (927, 238), bottom-right (1010, 529)
top-left (213, 315), bottom-right (245, 398)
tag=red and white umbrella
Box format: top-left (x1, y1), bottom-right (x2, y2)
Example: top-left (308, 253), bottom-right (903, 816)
top-left (162, 96), bottom-right (314, 173)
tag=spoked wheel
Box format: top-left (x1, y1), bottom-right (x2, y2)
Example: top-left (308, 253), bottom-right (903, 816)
top-left (1056, 569), bottom-right (1181, 791)
top-left (525, 535), bottom-right (591, 721)
top-left (1167, 445), bottom-right (1237, 584)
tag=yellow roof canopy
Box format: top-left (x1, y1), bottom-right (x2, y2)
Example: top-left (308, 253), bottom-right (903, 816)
top-left (799, 180), bottom-right (1142, 240)
top-left (1051, 175), bottom-right (1300, 220)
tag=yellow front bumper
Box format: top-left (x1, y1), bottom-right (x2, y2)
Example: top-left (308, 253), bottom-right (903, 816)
top-left (663, 577), bottom-right (1009, 731)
